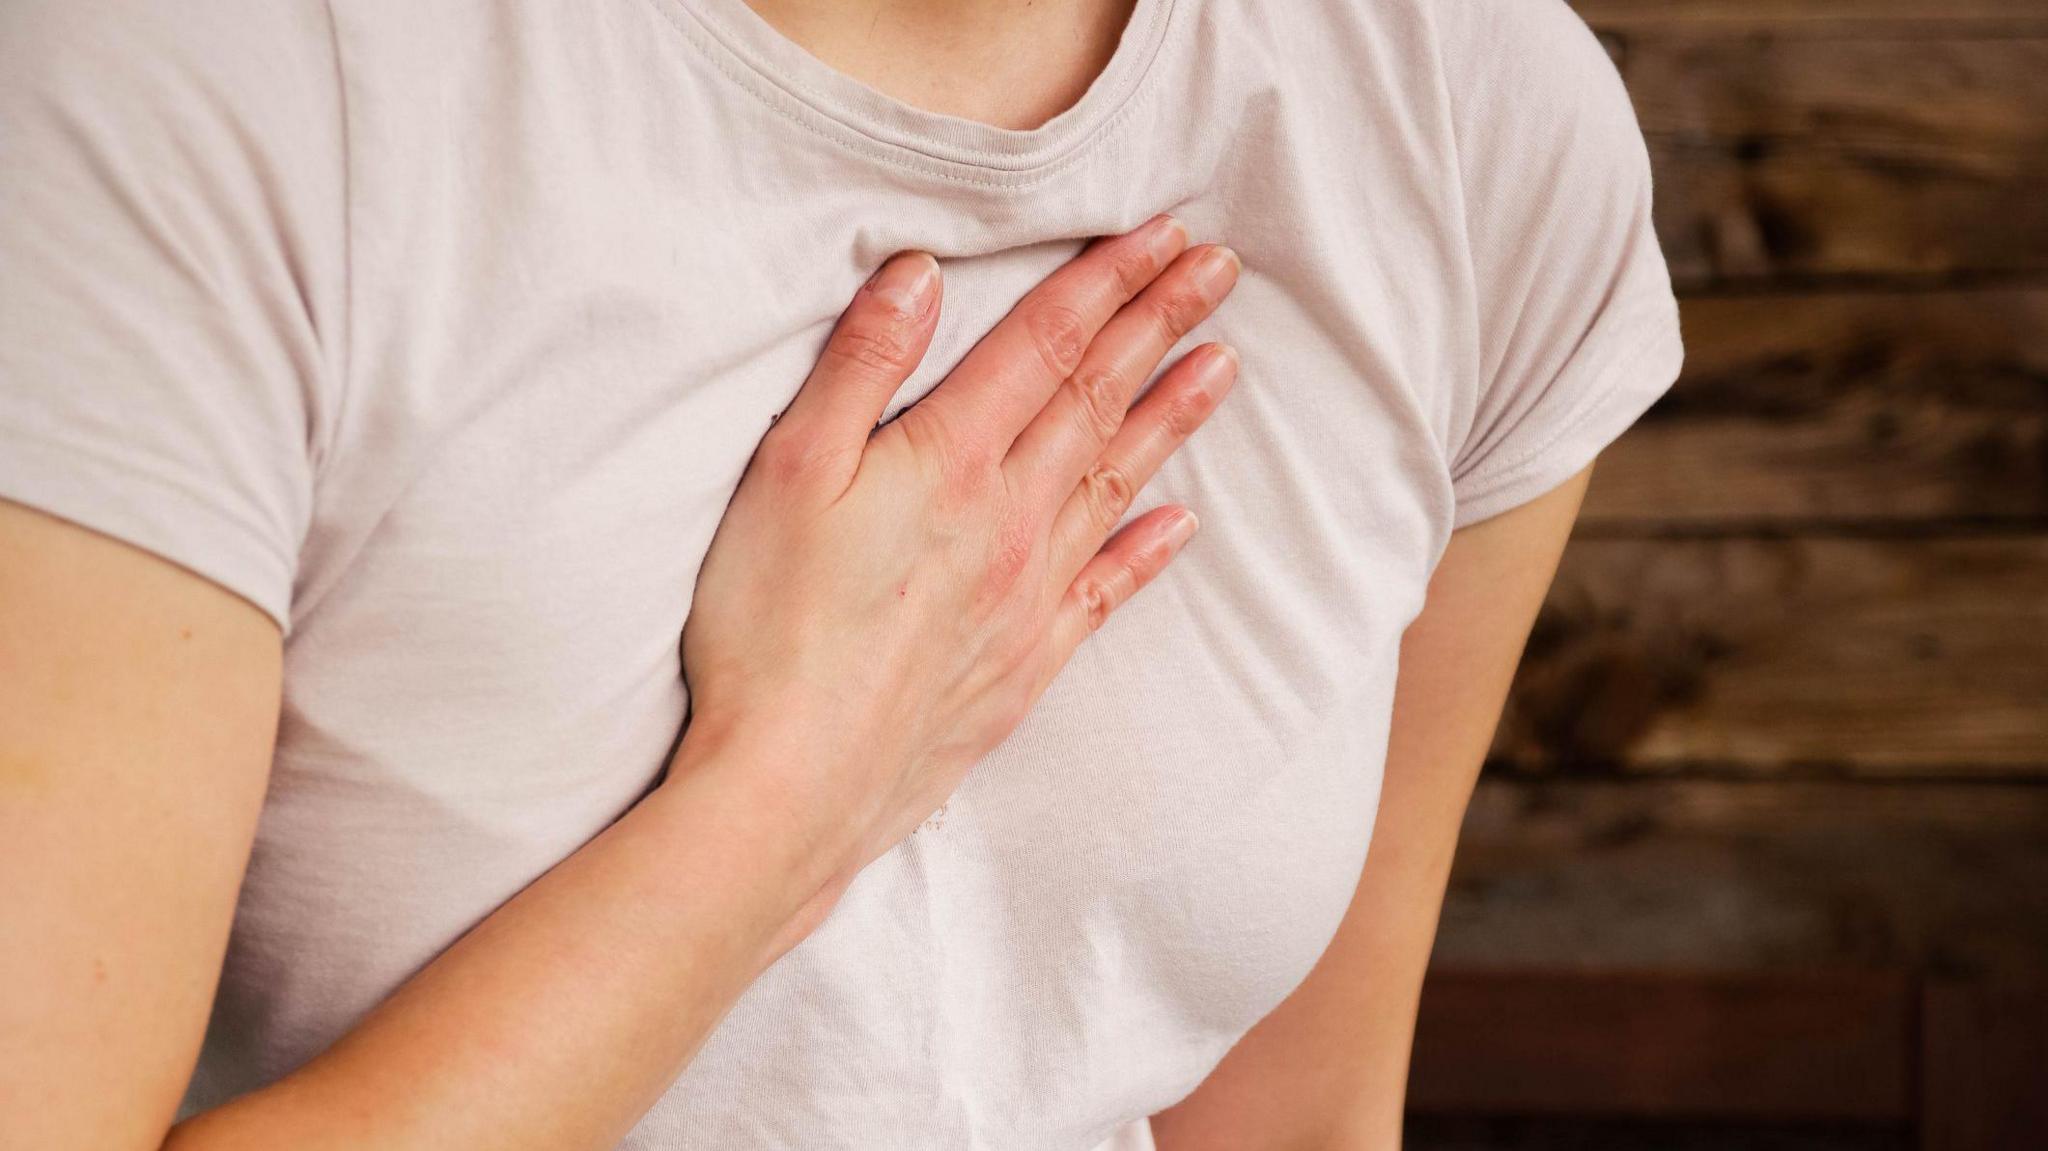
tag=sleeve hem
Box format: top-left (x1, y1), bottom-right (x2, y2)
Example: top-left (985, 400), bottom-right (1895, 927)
top-left (1449, 309), bottom-right (1684, 532)
top-left (0, 426), bottom-right (296, 634)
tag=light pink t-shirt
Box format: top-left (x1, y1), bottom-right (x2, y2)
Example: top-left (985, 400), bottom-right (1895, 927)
top-left (0, 0), bottom-right (1682, 1146)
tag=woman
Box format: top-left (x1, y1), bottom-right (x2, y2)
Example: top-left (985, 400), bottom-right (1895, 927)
top-left (0, 0), bottom-right (1683, 1147)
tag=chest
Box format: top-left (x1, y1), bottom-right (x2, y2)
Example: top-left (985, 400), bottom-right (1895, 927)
top-left (285, 217), bottom-right (1439, 778)
top-left (273, 209), bottom-right (1443, 1052)
top-left (265, 5), bottom-right (1464, 1098)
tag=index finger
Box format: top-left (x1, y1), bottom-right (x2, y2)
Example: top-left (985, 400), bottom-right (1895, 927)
top-left (909, 212), bottom-right (1190, 461)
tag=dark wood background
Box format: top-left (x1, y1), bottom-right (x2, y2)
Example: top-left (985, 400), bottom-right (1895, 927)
top-left (1406, 2), bottom-right (2048, 1147)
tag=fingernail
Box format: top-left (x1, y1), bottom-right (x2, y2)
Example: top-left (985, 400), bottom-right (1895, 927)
top-left (1143, 213), bottom-right (1189, 265)
top-left (866, 251), bottom-right (939, 317)
top-left (1194, 245), bottom-right (1240, 302)
top-left (1199, 343), bottom-right (1240, 393)
top-left (1166, 508), bottom-right (1200, 549)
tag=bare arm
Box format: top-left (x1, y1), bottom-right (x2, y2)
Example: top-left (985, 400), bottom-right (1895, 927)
top-left (0, 214), bottom-right (1243, 1149)
top-left (0, 501), bottom-right (281, 1149)
top-left (0, 492), bottom-right (834, 1151)
top-left (1148, 462), bottom-right (1592, 1151)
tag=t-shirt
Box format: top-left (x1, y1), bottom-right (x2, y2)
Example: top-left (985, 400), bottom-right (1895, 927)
top-left (0, 0), bottom-right (1684, 1146)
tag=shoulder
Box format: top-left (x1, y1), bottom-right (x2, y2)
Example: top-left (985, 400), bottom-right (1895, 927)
top-left (0, 0), bottom-right (349, 635)
top-left (0, 0), bottom-right (340, 107)
top-left (1421, 0), bottom-right (1648, 197)
top-left (1411, 1), bottom-right (1683, 529)
top-left (1426, 0), bottom-right (1618, 80)
top-left (0, 0), bottom-right (347, 221)
top-left (1426, 0), bottom-right (1641, 152)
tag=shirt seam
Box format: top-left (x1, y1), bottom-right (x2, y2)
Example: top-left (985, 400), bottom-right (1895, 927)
top-left (633, 0), bottom-right (1177, 189)
top-left (1451, 302), bottom-right (1683, 506)
top-left (1423, 1), bottom-right (1490, 481)
top-left (1413, 0), bottom-right (1484, 576)
top-left (315, 0), bottom-right (357, 491)
top-left (0, 419), bottom-right (298, 624)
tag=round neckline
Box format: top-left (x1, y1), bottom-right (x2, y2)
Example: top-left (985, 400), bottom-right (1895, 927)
top-left (657, 0), bottom-right (1178, 177)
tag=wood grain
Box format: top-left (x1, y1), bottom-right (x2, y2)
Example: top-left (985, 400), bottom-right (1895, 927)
top-left (1433, 780), bottom-right (2048, 979)
top-left (1576, 0), bottom-right (2048, 34)
top-left (1490, 538), bottom-right (2048, 775)
top-left (1580, 289), bottom-right (2048, 525)
top-left (1420, 5), bottom-right (2047, 1144)
top-left (1616, 35), bottom-right (2048, 288)
top-left (1623, 38), bottom-right (2048, 146)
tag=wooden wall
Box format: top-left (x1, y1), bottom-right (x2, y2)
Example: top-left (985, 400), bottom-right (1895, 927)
top-left (1409, 2), bottom-right (2048, 1147)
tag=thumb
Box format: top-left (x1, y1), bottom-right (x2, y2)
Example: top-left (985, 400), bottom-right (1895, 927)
top-left (772, 250), bottom-right (942, 468)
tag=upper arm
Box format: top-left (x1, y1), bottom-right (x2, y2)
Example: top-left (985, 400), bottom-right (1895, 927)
top-left (0, 4), bottom-right (344, 1143)
top-left (0, 500), bottom-right (283, 1148)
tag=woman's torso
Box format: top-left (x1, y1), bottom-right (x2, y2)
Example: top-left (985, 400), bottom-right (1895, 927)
top-left (185, 0), bottom-right (1479, 1144)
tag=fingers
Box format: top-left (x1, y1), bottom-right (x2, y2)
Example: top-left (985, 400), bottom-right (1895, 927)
top-left (764, 250), bottom-right (942, 496)
top-left (1044, 341), bottom-right (1238, 591)
top-left (903, 213), bottom-right (1190, 467)
top-left (1002, 242), bottom-right (1239, 511)
top-left (1043, 504), bottom-right (1200, 671)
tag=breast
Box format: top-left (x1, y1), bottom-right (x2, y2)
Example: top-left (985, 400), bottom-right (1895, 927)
top-left (217, 212), bottom-right (836, 1086)
top-left (650, 271), bottom-right (1447, 1141)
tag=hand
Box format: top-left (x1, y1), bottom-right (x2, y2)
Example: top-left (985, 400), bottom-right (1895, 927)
top-left (675, 214), bottom-right (1241, 937)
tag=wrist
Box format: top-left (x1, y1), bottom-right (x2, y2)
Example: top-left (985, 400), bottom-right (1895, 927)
top-left (653, 713), bottom-right (857, 951)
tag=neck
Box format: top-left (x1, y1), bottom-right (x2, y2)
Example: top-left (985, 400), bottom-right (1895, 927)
top-left (740, 0), bottom-right (1141, 129)
top-left (748, 0), bottom-right (1085, 42)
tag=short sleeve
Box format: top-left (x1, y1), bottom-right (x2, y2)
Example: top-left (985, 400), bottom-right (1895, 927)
top-left (1434, 0), bottom-right (1685, 530)
top-left (0, 0), bottom-right (348, 633)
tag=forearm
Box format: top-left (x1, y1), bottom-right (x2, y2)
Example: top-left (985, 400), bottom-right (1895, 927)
top-left (165, 723), bottom-right (833, 1151)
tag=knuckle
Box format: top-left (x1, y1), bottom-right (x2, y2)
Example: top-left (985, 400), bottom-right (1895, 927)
top-left (1158, 384), bottom-right (1211, 439)
top-left (1106, 242), bottom-right (1156, 297)
top-left (1079, 580), bottom-right (1114, 634)
top-left (984, 510), bottom-right (1037, 595)
top-left (825, 318), bottom-right (917, 377)
top-left (1080, 461), bottom-right (1136, 528)
top-left (1066, 363), bottom-right (1129, 444)
top-left (942, 458), bottom-right (985, 505)
top-left (1151, 284), bottom-right (1209, 342)
top-left (938, 442), bottom-right (997, 507)
top-left (1025, 301), bottom-right (1089, 380)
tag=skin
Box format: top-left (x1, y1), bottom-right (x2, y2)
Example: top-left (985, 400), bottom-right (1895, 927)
top-left (743, 0), bottom-right (1142, 131)
top-left (0, 215), bottom-right (1242, 1149)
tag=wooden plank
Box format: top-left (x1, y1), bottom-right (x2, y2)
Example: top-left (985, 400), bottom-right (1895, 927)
top-left (1651, 140), bottom-right (2048, 287)
top-left (1623, 38), bottom-right (2048, 148)
top-left (1409, 1115), bottom-right (1910, 1151)
top-left (1579, 288), bottom-right (2048, 526)
top-left (1433, 781), bottom-right (2048, 979)
top-left (1919, 982), bottom-right (2048, 1151)
top-left (1491, 538), bottom-right (2048, 775)
top-left (1576, 0), bottom-right (2048, 35)
top-left (1615, 37), bottom-right (2048, 287)
top-left (1407, 969), bottom-right (1914, 1121)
